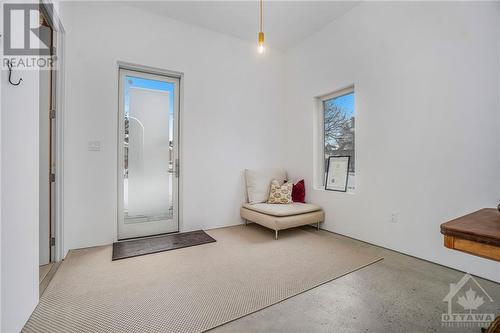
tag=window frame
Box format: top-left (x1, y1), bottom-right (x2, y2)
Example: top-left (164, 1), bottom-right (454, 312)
top-left (315, 86), bottom-right (355, 191)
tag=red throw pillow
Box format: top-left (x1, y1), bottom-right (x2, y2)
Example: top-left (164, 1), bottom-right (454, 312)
top-left (292, 179), bottom-right (305, 203)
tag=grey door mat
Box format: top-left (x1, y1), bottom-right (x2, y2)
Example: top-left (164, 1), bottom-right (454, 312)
top-left (112, 230), bottom-right (216, 260)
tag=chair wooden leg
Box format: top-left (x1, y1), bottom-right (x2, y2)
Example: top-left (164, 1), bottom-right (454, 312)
top-left (317, 222), bottom-right (320, 230)
top-left (275, 230), bottom-right (278, 240)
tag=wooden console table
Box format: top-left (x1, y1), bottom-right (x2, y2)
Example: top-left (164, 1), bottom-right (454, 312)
top-left (440, 208), bottom-right (500, 261)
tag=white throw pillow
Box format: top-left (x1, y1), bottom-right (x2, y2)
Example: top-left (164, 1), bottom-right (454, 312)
top-left (245, 168), bottom-right (287, 204)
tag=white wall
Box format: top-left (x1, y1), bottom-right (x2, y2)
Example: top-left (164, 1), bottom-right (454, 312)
top-left (285, 1), bottom-right (500, 282)
top-left (0, 71), bottom-right (40, 332)
top-left (1, 36), bottom-right (40, 333)
top-left (60, 2), bottom-right (286, 253)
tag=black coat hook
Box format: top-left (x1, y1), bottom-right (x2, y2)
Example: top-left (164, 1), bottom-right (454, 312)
top-left (7, 60), bottom-right (22, 86)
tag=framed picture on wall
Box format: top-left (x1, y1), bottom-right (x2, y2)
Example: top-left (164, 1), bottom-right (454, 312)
top-left (325, 156), bottom-right (350, 192)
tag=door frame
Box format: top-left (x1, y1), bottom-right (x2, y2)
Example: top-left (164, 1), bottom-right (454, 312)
top-left (116, 62), bottom-right (183, 240)
top-left (40, 2), bottom-right (66, 263)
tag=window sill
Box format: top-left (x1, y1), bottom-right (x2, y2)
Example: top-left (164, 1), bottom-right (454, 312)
top-left (313, 187), bottom-right (356, 195)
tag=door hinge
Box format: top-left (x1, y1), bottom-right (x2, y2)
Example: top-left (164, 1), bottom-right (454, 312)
top-left (175, 159), bottom-right (180, 178)
top-left (50, 237), bottom-right (56, 246)
top-left (49, 109), bottom-right (56, 119)
top-left (50, 173), bottom-right (56, 182)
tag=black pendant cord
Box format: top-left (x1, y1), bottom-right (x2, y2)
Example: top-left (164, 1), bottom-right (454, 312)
top-left (7, 60), bottom-right (23, 86)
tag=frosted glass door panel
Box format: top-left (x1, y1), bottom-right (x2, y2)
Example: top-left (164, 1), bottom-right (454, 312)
top-left (118, 69), bottom-right (179, 240)
top-left (127, 88), bottom-right (170, 218)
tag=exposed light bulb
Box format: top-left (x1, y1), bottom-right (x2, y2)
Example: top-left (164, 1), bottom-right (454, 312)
top-left (258, 31), bottom-right (265, 54)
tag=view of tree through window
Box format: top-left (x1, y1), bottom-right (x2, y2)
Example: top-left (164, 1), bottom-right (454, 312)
top-left (323, 90), bottom-right (355, 191)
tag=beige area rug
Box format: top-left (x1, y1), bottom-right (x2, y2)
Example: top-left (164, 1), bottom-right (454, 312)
top-left (23, 224), bottom-right (383, 333)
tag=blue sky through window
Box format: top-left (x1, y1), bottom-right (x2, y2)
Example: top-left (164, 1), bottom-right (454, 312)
top-left (124, 75), bottom-right (175, 140)
top-left (324, 92), bottom-right (354, 118)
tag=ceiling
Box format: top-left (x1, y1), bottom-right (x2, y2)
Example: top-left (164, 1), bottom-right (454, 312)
top-left (127, 1), bottom-right (360, 51)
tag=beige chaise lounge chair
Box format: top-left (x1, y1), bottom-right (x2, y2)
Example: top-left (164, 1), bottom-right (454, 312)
top-left (241, 168), bottom-right (325, 239)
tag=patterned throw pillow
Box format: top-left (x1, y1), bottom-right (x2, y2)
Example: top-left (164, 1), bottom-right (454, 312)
top-left (267, 180), bottom-right (293, 204)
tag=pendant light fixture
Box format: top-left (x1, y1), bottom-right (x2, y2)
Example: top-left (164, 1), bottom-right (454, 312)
top-left (258, 0), bottom-right (265, 53)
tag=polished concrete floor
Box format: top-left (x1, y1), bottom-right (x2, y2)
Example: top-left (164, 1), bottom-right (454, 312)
top-left (212, 230), bottom-right (500, 333)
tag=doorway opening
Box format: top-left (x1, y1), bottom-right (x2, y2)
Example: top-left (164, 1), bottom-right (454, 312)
top-left (117, 66), bottom-right (180, 240)
top-left (39, 6), bottom-right (59, 294)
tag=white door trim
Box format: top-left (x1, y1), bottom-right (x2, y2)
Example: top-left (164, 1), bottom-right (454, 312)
top-left (54, 32), bottom-right (65, 262)
top-left (117, 61), bottom-right (183, 80)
